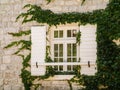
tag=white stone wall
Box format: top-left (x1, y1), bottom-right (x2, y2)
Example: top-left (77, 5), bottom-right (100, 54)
top-left (0, 0), bottom-right (109, 90)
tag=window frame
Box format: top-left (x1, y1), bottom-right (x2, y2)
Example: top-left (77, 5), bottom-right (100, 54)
top-left (50, 25), bottom-right (80, 73)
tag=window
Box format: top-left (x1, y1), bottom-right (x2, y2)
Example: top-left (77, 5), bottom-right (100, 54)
top-left (54, 30), bottom-right (63, 38)
top-left (67, 29), bottom-right (77, 37)
top-left (67, 43), bottom-right (77, 71)
top-left (51, 25), bottom-right (79, 74)
top-left (54, 44), bottom-right (63, 71)
top-left (31, 24), bottom-right (97, 76)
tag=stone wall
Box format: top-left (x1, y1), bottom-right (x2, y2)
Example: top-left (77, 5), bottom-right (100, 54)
top-left (0, 0), bottom-right (109, 90)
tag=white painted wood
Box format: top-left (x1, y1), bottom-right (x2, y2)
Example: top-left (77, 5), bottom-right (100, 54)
top-left (80, 24), bottom-right (97, 75)
top-left (46, 75), bottom-right (74, 80)
top-left (50, 24), bottom-right (79, 71)
top-left (32, 62), bottom-right (96, 66)
top-left (31, 26), bottom-right (46, 76)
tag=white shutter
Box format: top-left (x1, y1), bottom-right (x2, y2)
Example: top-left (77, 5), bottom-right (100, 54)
top-left (31, 26), bottom-right (46, 76)
top-left (80, 24), bottom-right (97, 75)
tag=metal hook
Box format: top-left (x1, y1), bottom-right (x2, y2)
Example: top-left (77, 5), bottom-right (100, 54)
top-left (88, 61), bottom-right (90, 67)
top-left (36, 62), bottom-right (38, 68)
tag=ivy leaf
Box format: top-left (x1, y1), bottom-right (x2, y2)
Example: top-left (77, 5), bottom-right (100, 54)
top-left (46, 0), bottom-right (52, 4)
top-left (8, 30), bottom-right (30, 37)
top-left (81, 0), bottom-right (86, 5)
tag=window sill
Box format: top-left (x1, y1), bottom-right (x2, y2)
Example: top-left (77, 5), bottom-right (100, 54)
top-left (45, 75), bottom-right (74, 80)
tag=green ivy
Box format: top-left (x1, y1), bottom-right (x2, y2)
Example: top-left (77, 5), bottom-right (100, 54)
top-left (5, 0), bottom-right (120, 90)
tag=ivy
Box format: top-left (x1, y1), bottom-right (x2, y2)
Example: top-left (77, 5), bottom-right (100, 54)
top-left (5, 0), bottom-right (120, 90)
top-left (76, 31), bottom-right (81, 45)
top-left (8, 30), bottom-right (30, 37)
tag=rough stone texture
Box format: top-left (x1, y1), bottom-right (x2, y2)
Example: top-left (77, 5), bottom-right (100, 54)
top-left (4, 85), bottom-right (12, 90)
top-left (11, 85), bottom-right (23, 90)
top-left (0, 0), bottom-right (109, 90)
top-left (0, 79), bottom-right (3, 86)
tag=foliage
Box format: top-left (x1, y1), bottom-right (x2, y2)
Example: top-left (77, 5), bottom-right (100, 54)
top-left (76, 31), bottom-right (81, 45)
top-left (8, 30), bottom-right (30, 37)
top-left (5, 0), bottom-right (120, 90)
top-left (4, 31), bottom-right (55, 90)
top-left (16, 4), bottom-right (103, 26)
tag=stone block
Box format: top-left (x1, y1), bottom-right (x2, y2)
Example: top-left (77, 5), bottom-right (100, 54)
top-left (6, 64), bottom-right (15, 71)
top-left (65, 0), bottom-right (78, 5)
top-left (68, 6), bottom-right (78, 12)
top-left (54, 1), bottom-right (64, 5)
top-left (4, 71), bottom-right (16, 79)
top-left (42, 81), bottom-right (52, 86)
top-left (3, 56), bottom-right (11, 64)
top-left (0, 47), bottom-right (4, 55)
top-left (53, 86), bottom-right (60, 90)
top-left (49, 6), bottom-right (62, 13)
top-left (4, 79), bottom-right (12, 85)
top-left (17, 78), bottom-right (23, 85)
top-left (62, 6), bottom-right (69, 12)
top-left (0, 79), bottom-right (3, 86)
top-left (4, 50), bottom-right (13, 55)
top-left (0, 86), bottom-right (3, 90)
top-left (12, 85), bottom-right (22, 90)
top-left (0, 71), bottom-right (3, 78)
top-left (0, 64), bottom-right (7, 71)
top-left (35, 0), bottom-right (44, 5)
top-left (0, 10), bottom-right (6, 14)
top-left (0, 57), bottom-right (2, 64)
top-left (4, 85), bottom-right (11, 90)
top-left (52, 81), bottom-right (68, 85)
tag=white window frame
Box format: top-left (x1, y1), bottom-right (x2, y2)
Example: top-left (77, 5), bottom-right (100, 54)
top-left (31, 24), bottom-right (97, 79)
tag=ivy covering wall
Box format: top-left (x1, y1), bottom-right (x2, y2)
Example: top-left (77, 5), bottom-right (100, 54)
top-left (5, 0), bottom-right (120, 90)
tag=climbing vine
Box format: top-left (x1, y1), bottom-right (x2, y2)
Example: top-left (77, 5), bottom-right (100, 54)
top-left (5, 0), bottom-right (120, 90)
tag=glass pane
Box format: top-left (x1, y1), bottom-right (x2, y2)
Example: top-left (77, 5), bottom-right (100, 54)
top-left (67, 65), bottom-right (71, 71)
top-left (73, 44), bottom-right (76, 56)
top-left (54, 66), bottom-right (58, 71)
top-left (54, 52), bottom-right (58, 57)
top-left (59, 30), bottom-right (63, 38)
top-left (67, 30), bottom-right (71, 37)
top-left (67, 44), bottom-right (71, 56)
top-left (59, 44), bottom-right (63, 57)
top-left (59, 58), bottom-right (63, 62)
top-left (54, 58), bottom-right (58, 62)
top-left (54, 44), bottom-right (58, 51)
top-left (73, 58), bottom-right (76, 62)
top-left (72, 30), bottom-right (76, 37)
top-left (59, 65), bottom-right (63, 71)
top-left (67, 58), bottom-right (71, 62)
top-left (54, 31), bottom-right (58, 38)
top-left (73, 65), bottom-right (77, 71)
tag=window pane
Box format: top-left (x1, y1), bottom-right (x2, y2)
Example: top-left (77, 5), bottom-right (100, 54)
top-left (67, 30), bottom-right (71, 37)
top-left (54, 31), bottom-right (58, 38)
top-left (59, 44), bottom-right (63, 57)
top-left (54, 66), bottom-right (58, 71)
top-left (54, 58), bottom-right (58, 62)
top-left (73, 44), bottom-right (76, 56)
top-left (59, 30), bottom-right (63, 38)
top-left (54, 52), bottom-right (58, 57)
top-left (54, 44), bottom-right (58, 51)
top-left (73, 65), bottom-right (77, 71)
top-left (73, 58), bottom-right (76, 62)
top-left (59, 58), bottom-right (63, 62)
top-left (67, 44), bottom-right (71, 56)
top-left (59, 65), bottom-right (63, 71)
top-left (67, 58), bottom-right (71, 62)
top-left (72, 30), bottom-right (76, 37)
top-left (67, 65), bottom-right (71, 71)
